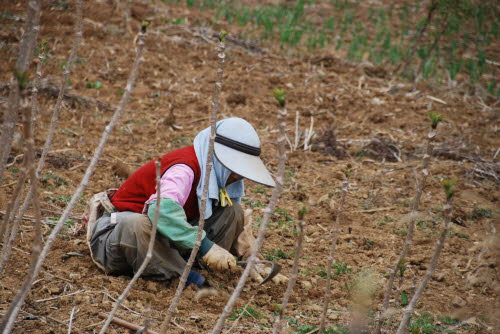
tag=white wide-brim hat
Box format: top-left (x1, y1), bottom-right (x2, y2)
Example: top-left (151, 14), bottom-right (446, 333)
top-left (214, 118), bottom-right (276, 187)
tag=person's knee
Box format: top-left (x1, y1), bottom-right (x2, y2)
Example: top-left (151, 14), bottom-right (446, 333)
top-left (114, 212), bottom-right (151, 240)
top-left (228, 202), bottom-right (244, 227)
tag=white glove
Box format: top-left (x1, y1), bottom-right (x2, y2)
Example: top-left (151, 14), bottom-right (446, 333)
top-left (201, 244), bottom-right (238, 272)
top-left (249, 263), bottom-right (289, 285)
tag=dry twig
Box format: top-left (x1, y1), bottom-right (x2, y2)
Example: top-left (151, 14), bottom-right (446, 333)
top-left (99, 158), bottom-right (161, 334)
top-left (210, 89), bottom-right (287, 334)
top-left (396, 185), bottom-right (454, 333)
top-left (375, 114), bottom-right (442, 334)
top-left (272, 206), bottom-right (307, 334)
top-left (0, 23), bottom-right (148, 333)
top-left (160, 31), bottom-right (227, 332)
top-left (0, 0), bottom-right (41, 184)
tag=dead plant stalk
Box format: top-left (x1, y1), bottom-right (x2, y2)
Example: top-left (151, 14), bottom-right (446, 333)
top-left (0, 24), bottom-right (147, 333)
top-left (375, 117), bottom-right (441, 334)
top-left (210, 94), bottom-right (287, 334)
top-left (99, 159), bottom-right (161, 334)
top-left (318, 179), bottom-right (349, 333)
top-left (272, 207), bottom-right (306, 334)
top-left (160, 32), bottom-right (226, 332)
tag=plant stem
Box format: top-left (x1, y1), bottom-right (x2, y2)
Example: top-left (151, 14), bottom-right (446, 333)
top-left (0, 72), bottom-right (43, 334)
top-left (318, 179), bottom-right (349, 333)
top-left (160, 33), bottom-right (226, 333)
top-left (210, 103), bottom-right (287, 334)
top-left (0, 0), bottom-right (41, 185)
top-left (0, 41), bottom-right (47, 276)
top-left (399, 0), bottom-right (437, 77)
top-left (272, 208), bottom-right (306, 334)
top-left (99, 159), bottom-right (161, 334)
top-left (396, 198), bottom-right (453, 333)
top-left (0, 22), bottom-right (147, 333)
top-left (375, 124), bottom-right (439, 334)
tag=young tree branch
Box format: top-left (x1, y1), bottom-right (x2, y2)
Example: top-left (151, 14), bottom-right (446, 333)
top-left (397, 189), bottom-right (454, 333)
top-left (159, 31), bottom-right (227, 333)
top-left (210, 89), bottom-right (287, 334)
top-left (318, 177), bottom-right (349, 333)
top-left (375, 114), bottom-right (442, 334)
top-left (0, 0), bottom-right (41, 185)
top-left (272, 206), bottom-right (306, 334)
top-left (0, 23), bottom-right (148, 333)
top-left (98, 159), bottom-right (161, 334)
top-left (0, 41), bottom-right (48, 276)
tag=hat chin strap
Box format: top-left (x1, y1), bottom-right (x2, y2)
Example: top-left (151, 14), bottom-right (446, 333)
top-left (214, 134), bottom-right (261, 156)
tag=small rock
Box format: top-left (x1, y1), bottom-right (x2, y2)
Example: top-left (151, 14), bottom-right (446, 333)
top-left (452, 296), bottom-right (466, 308)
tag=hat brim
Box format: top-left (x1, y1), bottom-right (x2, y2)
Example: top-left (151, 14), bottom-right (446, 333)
top-left (214, 142), bottom-right (276, 187)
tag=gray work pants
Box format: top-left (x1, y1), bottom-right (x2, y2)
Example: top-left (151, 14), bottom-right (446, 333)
top-left (89, 203), bottom-right (244, 280)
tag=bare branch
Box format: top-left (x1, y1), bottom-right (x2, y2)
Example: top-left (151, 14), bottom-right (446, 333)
top-left (272, 207), bottom-right (306, 334)
top-left (0, 74), bottom-right (43, 334)
top-left (0, 39), bottom-right (47, 276)
top-left (318, 179), bottom-right (349, 333)
top-left (99, 158), bottom-right (161, 334)
top-left (0, 0), bottom-right (41, 184)
top-left (396, 198), bottom-right (454, 333)
top-left (375, 122), bottom-right (440, 334)
top-left (210, 97), bottom-right (287, 334)
top-left (160, 31), bottom-right (226, 332)
top-left (0, 23), bottom-right (148, 333)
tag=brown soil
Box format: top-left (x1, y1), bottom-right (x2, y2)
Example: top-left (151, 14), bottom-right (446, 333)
top-left (0, 1), bottom-right (498, 333)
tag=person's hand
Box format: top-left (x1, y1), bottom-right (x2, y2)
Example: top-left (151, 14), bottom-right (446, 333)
top-left (249, 263), bottom-right (289, 285)
top-left (201, 244), bottom-right (238, 272)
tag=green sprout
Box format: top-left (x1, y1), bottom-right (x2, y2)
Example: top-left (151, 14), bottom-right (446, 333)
top-left (428, 112), bottom-right (443, 129)
top-left (298, 206), bottom-right (307, 220)
top-left (141, 20), bottom-right (150, 32)
top-left (219, 29), bottom-right (228, 42)
top-left (14, 70), bottom-right (29, 90)
top-left (441, 179), bottom-right (457, 200)
top-left (273, 88), bottom-right (285, 107)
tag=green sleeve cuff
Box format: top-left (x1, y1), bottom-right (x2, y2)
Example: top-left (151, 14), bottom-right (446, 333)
top-left (199, 236), bottom-right (214, 257)
top-left (147, 198), bottom-right (207, 250)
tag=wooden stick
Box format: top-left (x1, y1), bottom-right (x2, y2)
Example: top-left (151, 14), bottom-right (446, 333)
top-left (318, 178), bottom-right (349, 333)
top-left (210, 92), bottom-right (287, 334)
top-left (272, 207), bottom-right (306, 334)
top-left (160, 31), bottom-right (226, 332)
top-left (99, 157), bottom-right (161, 334)
top-left (98, 313), bottom-right (159, 334)
top-left (67, 306), bottom-right (76, 334)
top-left (0, 20), bottom-right (148, 333)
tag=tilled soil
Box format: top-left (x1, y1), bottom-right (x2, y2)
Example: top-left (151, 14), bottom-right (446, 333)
top-left (0, 1), bottom-right (498, 333)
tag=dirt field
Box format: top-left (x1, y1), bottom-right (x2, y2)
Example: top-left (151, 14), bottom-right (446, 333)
top-left (0, 0), bottom-right (498, 333)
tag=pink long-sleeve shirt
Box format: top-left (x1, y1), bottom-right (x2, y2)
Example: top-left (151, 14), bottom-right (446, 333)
top-left (144, 164), bottom-right (194, 210)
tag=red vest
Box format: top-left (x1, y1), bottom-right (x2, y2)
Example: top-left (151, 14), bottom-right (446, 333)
top-left (111, 146), bottom-right (201, 220)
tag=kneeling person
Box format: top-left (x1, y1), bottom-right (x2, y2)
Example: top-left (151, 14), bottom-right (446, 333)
top-left (85, 118), bottom-right (287, 286)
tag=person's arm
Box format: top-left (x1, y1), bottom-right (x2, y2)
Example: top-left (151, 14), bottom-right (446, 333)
top-left (145, 165), bottom-right (213, 255)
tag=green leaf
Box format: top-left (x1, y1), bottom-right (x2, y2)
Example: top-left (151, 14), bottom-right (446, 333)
top-left (400, 291), bottom-right (409, 306)
top-left (272, 88), bottom-right (286, 107)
